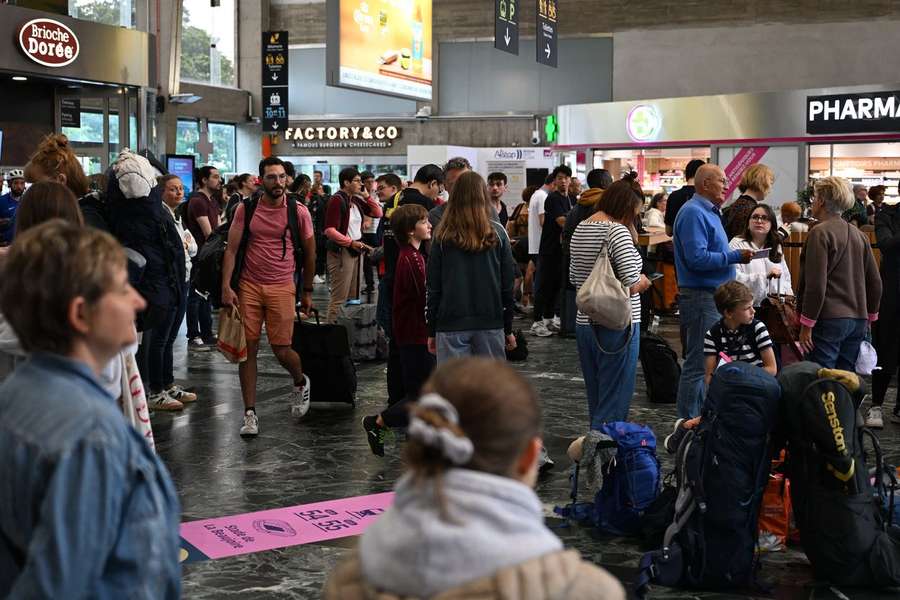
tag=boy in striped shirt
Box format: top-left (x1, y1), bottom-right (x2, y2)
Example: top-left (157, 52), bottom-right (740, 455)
top-left (664, 281), bottom-right (776, 453)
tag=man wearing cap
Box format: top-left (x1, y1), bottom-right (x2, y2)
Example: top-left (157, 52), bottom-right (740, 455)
top-left (0, 170), bottom-right (26, 246)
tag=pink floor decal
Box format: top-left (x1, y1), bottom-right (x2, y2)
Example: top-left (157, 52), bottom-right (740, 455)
top-left (180, 492), bottom-right (394, 559)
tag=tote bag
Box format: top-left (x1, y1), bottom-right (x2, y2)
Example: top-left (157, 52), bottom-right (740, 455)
top-left (575, 224), bottom-right (632, 331)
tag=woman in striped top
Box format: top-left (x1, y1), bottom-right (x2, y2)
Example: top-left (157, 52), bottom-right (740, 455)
top-left (569, 180), bottom-right (651, 429)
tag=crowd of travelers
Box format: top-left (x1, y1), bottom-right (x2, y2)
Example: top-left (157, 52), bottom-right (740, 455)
top-left (0, 133), bottom-right (898, 597)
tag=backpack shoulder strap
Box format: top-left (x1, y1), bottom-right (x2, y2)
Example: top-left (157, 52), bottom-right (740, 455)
top-left (286, 194), bottom-right (302, 254)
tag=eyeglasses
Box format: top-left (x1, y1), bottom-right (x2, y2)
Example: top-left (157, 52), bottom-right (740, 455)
top-left (750, 214), bottom-right (770, 222)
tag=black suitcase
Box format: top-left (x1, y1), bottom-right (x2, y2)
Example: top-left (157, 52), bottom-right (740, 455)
top-left (292, 310), bottom-right (357, 405)
top-left (639, 331), bottom-right (680, 404)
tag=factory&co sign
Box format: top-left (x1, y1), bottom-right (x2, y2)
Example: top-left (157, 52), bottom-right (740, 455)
top-left (18, 18), bottom-right (80, 68)
top-left (284, 125), bottom-right (401, 149)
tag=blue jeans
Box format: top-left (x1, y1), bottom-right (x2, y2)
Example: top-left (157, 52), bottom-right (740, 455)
top-left (807, 318), bottom-right (867, 371)
top-left (436, 329), bottom-right (505, 364)
top-left (186, 284), bottom-right (213, 340)
top-left (576, 322), bottom-right (640, 430)
top-left (676, 288), bottom-right (721, 419)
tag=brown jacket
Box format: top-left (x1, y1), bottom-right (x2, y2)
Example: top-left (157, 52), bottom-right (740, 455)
top-left (798, 216), bottom-right (882, 326)
top-left (323, 549), bottom-right (625, 600)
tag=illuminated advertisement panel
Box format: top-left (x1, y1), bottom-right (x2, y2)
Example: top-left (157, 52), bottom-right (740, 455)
top-left (327, 0), bottom-right (433, 101)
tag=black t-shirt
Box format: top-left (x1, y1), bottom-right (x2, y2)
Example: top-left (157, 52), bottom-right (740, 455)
top-left (383, 187), bottom-right (435, 279)
top-left (664, 185), bottom-right (696, 229)
top-left (493, 201), bottom-right (509, 227)
top-left (539, 192), bottom-right (574, 256)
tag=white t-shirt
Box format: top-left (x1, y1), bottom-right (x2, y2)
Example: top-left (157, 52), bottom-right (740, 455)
top-left (527, 188), bottom-right (548, 255)
top-left (348, 203), bottom-right (363, 240)
top-left (728, 237), bottom-right (794, 306)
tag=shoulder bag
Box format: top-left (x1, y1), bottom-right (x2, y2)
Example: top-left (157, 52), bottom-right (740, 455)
top-left (575, 223), bottom-right (632, 331)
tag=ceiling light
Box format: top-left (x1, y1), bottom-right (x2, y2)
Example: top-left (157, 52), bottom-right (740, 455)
top-left (12, 76), bottom-right (27, 81)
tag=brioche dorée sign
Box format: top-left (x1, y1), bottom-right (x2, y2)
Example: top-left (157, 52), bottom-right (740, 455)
top-left (18, 19), bottom-right (80, 68)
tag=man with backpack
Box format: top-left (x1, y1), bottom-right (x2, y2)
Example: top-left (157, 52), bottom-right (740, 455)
top-left (220, 157), bottom-right (316, 437)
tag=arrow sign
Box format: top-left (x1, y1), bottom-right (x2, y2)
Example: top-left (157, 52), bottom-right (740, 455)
top-left (536, 0), bottom-right (557, 67)
top-left (262, 30), bottom-right (289, 132)
top-left (494, 0), bottom-right (518, 55)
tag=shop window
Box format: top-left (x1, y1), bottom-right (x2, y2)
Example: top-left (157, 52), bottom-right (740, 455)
top-left (208, 122), bottom-right (235, 173)
top-left (176, 119), bottom-right (201, 163)
top-left (69, 0), bottom-right (136, 29)
top-left (181, 0), bottom-right (236, 87)
top-left (62, 109), bottom-right (104, 144)
top-left (809, 142), bottom-right (900, 202)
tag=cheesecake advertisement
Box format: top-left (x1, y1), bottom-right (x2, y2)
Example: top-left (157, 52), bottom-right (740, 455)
top-left (329, 0), bottom-right (433, 101)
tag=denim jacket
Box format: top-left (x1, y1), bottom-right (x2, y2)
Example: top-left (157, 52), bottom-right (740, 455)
top-left (0, 353), bottom-right (181, 599)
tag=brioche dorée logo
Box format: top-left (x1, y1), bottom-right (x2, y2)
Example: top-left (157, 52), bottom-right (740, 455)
top-left (18, 19), bottom-right (80, 68)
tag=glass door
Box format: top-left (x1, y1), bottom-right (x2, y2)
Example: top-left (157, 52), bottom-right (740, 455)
top-left (56, 88), bottom-right (138, 176)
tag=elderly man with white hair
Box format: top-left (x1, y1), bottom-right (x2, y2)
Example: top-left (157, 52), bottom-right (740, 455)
top-left (672, 163), bottom-right (754, 418)
top-left (798, 176), bottom-right (881, 374)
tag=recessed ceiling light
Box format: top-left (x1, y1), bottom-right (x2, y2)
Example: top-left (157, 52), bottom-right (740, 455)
top-left (12, 76), bottom-right (27, 81)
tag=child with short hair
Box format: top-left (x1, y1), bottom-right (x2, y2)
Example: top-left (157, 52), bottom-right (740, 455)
top-left (664, 280), bottom-right (776, 453)
top-left (362, 203), bottom-right (435, 456)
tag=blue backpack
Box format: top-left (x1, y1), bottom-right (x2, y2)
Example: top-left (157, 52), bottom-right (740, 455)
top-left (559, 422), bottom-right (661, 535)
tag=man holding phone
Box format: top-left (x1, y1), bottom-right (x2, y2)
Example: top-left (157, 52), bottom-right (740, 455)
top-left (324, 167), bottom-right (384, 322)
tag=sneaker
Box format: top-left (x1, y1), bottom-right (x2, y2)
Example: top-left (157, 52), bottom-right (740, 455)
top-left (148, 391), bottom-right (183, 412)
top-left (290, 374), bottom-right (312, 419)
top-left (202, 335), bottom-right (218, 346)
top-left (865, 406), bottom-right (884, 429)
top-left (313, 274), bottom-right (326, 284)
top-left (240, 410), bottom-right (259, 437)
top-left (166, 384), bottom-right (197, 403)
top-left (362, 415), bottom-right (386, 457)
top-left (530, 321), bottom-right (553, 337)
top-left (538, 445), bottom-right (555, 473)
top-left (664, 418), bottom-right (688, 454)
top-left (188, 337), bottom-right (209, 351)
top-left (551, 316), bottom-right (561, 330)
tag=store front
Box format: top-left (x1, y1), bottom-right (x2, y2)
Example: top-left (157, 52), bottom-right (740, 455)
top-left (0, 5), bottom-right (153, 175)
top-left (555, 84), bottom-right (900, 207)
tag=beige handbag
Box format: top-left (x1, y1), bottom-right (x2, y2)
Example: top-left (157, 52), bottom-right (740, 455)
top-left (575, 224), bottom-right (632, 331)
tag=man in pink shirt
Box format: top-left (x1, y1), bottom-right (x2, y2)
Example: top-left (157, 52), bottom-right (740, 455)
top-left (221, 157), bottom-right (316, 437)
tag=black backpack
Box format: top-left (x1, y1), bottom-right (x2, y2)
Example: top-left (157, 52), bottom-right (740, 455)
top-left (637, 362), bottom-right (781, 596)
top-left (192, 194), bottom-right (304, 308)
top-left (639, 331), bottom-right (680, 404)
top-left (779, 362), bottom-right (900, 588)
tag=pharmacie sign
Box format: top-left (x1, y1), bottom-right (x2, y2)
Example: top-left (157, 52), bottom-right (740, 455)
top-left (807, 91), bottom-right (900, 135)
top-left (18, 19), bottom-right (80, 68)
top-left (284, 125), bottom-right (401, 149)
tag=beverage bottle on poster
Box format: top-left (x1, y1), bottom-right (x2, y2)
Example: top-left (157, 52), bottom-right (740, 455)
top-left (411, 2), bottom-right (424, 74)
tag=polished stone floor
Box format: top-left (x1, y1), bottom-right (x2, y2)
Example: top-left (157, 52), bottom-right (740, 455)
top-left (153, 290), bottom-right (900, 599)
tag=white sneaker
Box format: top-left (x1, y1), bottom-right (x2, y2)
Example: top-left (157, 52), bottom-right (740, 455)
top-left (290, 374), bottom-right (312, 419)
top-left (240, 410), bottom-right (259, 437)
top-left (552, 316), bottom-right (561, 330)
top-left (148, 391), bottom-right (183, 412)
top-left (530, 321), bottom-right (553, 337)
top-left (188, 337), bottom-right (209, 351)
top-left (313, 274), bottom-right (326, 284)
top-left (865, 406), bottom-right (884, 429)
top-left (166, 384), bottom-right (197, 403)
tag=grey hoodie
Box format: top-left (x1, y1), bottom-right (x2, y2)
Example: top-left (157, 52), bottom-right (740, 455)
top-left (359, 468), bottom-right (562, 598)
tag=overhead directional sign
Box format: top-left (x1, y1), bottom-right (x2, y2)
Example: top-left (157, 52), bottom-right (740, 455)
top-left (262, 30), bottom-right (289, 132)
top-left (536, 0), bottom-right (557, 67)
top-left (494, 0), bottom-right (518, 55)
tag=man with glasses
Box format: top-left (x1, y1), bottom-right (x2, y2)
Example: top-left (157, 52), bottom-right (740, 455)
top-left (324, 168), bottom-right (383, 322)
top-left (673, 163), bottom-right (754, 419)
top-left (221, 157), bottom-right (316, 437)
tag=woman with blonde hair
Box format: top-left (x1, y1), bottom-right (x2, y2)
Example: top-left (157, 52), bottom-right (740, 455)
top-left (724, 163), bottom-right (775, 239)
top-left (426, 171), bottom-right (517, 362)
top-left (325, 358), bottom-right (624, 599)
top-left (797, 176), bottom-right (881, 373)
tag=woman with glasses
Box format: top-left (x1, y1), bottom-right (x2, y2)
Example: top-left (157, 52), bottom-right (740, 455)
top-left (723, 164), bottom-right (775, 239)
top-left (728, 203), bottom-right (793, 307)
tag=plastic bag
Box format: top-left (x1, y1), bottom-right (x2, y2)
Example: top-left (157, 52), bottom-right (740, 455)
top-left (217, 306), bottom-right (247, 363)
top-left (856, 340), bottom-right (878, 375)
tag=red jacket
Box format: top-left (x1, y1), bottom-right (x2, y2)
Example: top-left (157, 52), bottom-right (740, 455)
top-left (392, 244), bottom-right (427, 346)
top-left (324, 191), bottom-right (383, 246)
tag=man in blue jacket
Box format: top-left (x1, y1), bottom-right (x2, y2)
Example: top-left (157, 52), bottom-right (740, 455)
top-left (673, 164), bottom-right (753, 418)
top-left (0, 169), bottom-right (26, 246)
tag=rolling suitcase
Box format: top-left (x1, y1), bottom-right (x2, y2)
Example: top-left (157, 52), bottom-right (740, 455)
top-left (292, 310), bottom-right (357, 406)
top-left (337, 303), bottom-right (379, 361)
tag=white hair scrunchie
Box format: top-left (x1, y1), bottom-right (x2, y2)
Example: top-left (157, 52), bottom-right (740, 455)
top-left (407, 393), bottom-right (474, 465)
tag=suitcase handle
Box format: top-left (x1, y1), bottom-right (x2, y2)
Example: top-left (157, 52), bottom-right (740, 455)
top-left (298, 306), bottom-right (321, 326)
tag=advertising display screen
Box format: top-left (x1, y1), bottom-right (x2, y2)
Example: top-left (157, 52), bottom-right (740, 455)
top-left (166, 155), bottom-right (195, 194)
top-left (327, 0), bottom-right (433, 101)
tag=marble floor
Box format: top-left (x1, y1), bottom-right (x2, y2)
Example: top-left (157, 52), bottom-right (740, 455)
top-left (153, 291), bottom-right (900, 599)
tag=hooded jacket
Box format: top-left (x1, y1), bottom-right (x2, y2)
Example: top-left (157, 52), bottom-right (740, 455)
top-left (323, 468), bottom-right (623, 600)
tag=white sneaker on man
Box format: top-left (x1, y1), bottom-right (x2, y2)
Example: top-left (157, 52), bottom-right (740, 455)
top-left (166, 384), bottom-right (197, 403)
top-left (290, 374), bottom-right (312, 419)
top-left (530, 321), bottom-right (553, 337)
top-left (865, 406), bottom-right (884, 429)
top-left (148, 391), bottom-right (183, 412)
top-left (240, 410), bottom-right (259, 437)
top-left (313, 274), bottom-right (326, 284)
